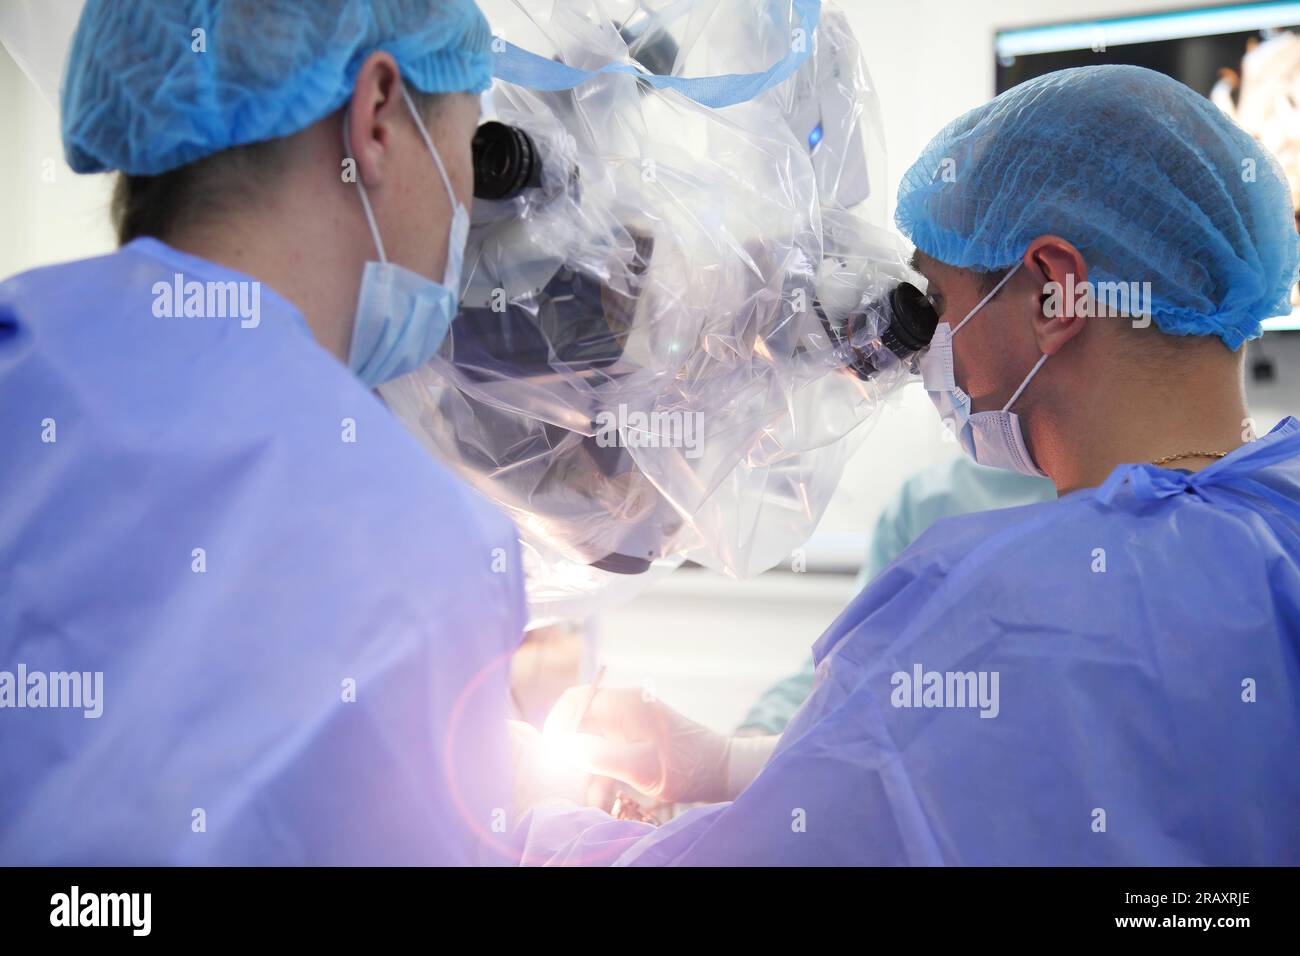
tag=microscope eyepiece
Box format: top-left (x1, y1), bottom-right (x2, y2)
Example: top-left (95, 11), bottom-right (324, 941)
top-left (880, 281), bottom-right (939, 357)
top-left (472, 121), bottom-right (543, 200)
top-left (823, 281), bottom-right (939, 381)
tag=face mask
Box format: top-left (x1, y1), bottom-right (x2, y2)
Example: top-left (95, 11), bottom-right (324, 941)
top-left (345, 85), bottom-right (470, 388)
top-left (918, 260), bottom-right (1049, 478)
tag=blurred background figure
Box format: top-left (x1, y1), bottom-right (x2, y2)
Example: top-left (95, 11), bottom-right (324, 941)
top-left (737, 457), bottom-right (1055, 737)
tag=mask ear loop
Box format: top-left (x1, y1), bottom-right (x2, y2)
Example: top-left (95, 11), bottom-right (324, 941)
top-left (952, 259), bottom-right (1022, 336)
top-left (943, 258), bottom-right (1045, 413)
top-left (341, 110), bottom-right (388, 264)
top-left (399, 85), bottom-right (457, 213)
top-left (1002, 352), bottom-right (1049, 413)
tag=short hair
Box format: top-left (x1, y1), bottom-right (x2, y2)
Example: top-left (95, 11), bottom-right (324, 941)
top-left (110, 91), bottom-right (446, 246)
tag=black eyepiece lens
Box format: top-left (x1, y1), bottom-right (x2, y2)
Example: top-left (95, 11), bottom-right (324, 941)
top-left (887, 282), bottom-right (939, 353)
top-left (472, 121), bottom-right (543, 200)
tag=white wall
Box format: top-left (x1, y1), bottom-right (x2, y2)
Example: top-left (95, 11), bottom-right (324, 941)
top-left (0, 35), bottom-right (114, 278)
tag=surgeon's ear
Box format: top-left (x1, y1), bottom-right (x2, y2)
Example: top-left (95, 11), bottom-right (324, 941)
top-left (346, 51), bottom-right (406, 188)
top-left (1024, 235), bottom-right (1089, 356)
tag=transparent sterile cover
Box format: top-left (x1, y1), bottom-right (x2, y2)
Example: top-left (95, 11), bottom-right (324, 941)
top-left (375, 0), bottom-right (917, 623)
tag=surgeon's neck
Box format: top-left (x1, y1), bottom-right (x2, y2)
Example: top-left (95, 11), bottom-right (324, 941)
top-left (162, 128), bottom-right (362, 363)
top-left (1030, 338), bottom-right (1250, 495)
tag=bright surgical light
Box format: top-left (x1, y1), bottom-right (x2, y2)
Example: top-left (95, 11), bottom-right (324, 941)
top-left (539, 728), bottom-right (586, 771)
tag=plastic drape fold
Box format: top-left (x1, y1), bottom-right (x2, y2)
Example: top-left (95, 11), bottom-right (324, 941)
top-left (381, 0), bottom-right (914, 623)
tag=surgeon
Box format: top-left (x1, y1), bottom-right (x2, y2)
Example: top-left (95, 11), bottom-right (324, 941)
top-left (0, 0), bottom-right (527, 864)
top-left (514, 65), bottom-right (1300, 865)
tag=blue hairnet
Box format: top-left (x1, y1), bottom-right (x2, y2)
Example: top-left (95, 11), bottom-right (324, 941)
top-left (61, 0), bottom-right (493, 176)
top-left (896, 65), bottom-right (1300, 350)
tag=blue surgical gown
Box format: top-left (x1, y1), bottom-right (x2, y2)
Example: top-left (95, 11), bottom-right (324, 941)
top-left (0, 238), bottom-right (526, 864)
top-left (517, 422), bottom-right (1300, 864)
top-left (739, 457), bottom-right (1056, 735)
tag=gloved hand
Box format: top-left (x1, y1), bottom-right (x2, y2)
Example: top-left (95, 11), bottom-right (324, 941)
top-left (543, 687), bottom-right (779, 804)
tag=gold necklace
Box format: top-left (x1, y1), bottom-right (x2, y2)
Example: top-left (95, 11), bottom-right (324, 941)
top-left (1150, 450), bottom-right (1230, 467)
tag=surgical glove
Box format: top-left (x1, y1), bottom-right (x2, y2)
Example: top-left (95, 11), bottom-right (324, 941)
top-left (543, 687), bottom-right (779, 804)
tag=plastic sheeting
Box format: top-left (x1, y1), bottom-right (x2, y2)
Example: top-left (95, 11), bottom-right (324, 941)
top-left (0, 0), bottom-right (82, 111)
top-left (380, 0), bottom-right (914, 622)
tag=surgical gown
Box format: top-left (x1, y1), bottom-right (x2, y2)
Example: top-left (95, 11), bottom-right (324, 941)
top-left (739, 457), bottom-right (1056, 735)
top-left (516, 422), bottom-right (1300, 864)
top-left (0, 238), bottom-right (526, 864)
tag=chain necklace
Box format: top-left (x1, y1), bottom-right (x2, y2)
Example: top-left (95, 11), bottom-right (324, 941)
top-left (1150, 450), bottom-right (1230, 467)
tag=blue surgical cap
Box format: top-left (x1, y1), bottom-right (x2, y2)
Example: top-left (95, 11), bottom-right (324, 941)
top-left (62, 0), bottom-right (493, 176)
top-left (896, 65), bottom-right (1300, 350)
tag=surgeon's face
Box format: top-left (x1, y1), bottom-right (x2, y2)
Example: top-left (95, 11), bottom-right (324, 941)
top-left (911, 250), bottom-right (1042, 415)
top-left (385, 90), bottom-right (481, 284)
top-left (346, 51), bottom-right (481, 287)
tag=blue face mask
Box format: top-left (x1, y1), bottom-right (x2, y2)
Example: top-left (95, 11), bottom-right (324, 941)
top-left (345, 86), bottom-right (470, 389)
top-left (918, 260), bottom-right (1049, 478)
